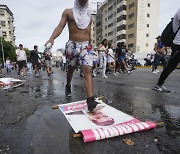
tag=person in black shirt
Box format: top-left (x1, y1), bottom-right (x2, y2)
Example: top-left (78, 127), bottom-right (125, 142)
top-left (30, 45), bottom-right (41, 77)
top-left (116, 42), bottom-right (130, 73)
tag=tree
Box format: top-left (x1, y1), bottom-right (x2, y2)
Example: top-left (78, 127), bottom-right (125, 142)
top-left (0, 37), bottom-right (16, 62)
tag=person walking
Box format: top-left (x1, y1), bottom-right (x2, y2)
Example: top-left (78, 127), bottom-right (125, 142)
top-left (154, 8), bottom-right (180, 92)
top-left (45, 0), bottom-right (104, 112)
top-left (99, 39), bottom-right (108, 78)
top-left (92, 46), bottom-right (99, 77)
top-left (43, 48), bottom-right (52, 76)
top-left (30, 45), bottom-right (41, 77)
top-left (116, 42), bottom-right (130, 73)
top-left (107, 43), bottom-right (116, 76)
top-left (16, 44), bottom-right (27, 77)
top-left (152, 36), bottom-right (167, 73)
top-left (5, 58), bottom-right (11, 73)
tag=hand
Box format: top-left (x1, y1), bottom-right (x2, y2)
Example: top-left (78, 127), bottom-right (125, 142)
top-left (45, 39), bottom-right (54, 47)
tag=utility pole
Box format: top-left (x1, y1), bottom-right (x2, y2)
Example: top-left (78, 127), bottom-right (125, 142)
top-left (0, 27), bottom-right (5, 69)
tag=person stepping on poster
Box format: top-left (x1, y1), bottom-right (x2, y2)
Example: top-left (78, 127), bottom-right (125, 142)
top-left (45, 0), bottom-right (104, 112)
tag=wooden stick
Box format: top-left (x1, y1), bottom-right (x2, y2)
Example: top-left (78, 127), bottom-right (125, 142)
top-left (73, 133), bottom-right (82, 138)
top-left (155, 121), bottom-right (164, 127)
top-left (52, 105), bottom-right (60, 110)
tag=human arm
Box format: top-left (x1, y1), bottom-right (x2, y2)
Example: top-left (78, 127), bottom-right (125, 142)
top-left (45, 9), bottom-right (68, 45)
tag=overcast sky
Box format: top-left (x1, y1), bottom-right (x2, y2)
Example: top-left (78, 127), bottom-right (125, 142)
top-left (0, 0), bottom-right (179, 51)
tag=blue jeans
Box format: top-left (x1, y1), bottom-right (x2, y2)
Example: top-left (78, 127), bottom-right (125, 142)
top-left (153, 53), bottom-right (167, 68)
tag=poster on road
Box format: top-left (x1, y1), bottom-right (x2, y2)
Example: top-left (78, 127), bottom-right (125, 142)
top-left (0, 78), bottom-right (25, 89)
top-left (58, 99), bottom-right (156, 143)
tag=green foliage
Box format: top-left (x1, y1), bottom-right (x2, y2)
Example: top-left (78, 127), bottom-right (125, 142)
top-left (0, 38), bottom-right (31, 62)
top-left (0, 37), bottom-right (16, 62)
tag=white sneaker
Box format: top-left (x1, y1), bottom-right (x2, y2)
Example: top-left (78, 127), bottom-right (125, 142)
top-left (113, 73), bottom-right (117, 76)
top-left (127, 71), bottom-right (131, 74)
top-left (152, 71), bottom-right (157, 74)
top-left (154, 84), bottom-right (167, 92)
top-left (155, 69), bottom-right (160, 73)
top-left (102, 75), bottom-right (108, 78)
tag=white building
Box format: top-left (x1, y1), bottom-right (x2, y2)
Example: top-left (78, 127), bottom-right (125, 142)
top-left (0, 5), bottom-right (15, 45)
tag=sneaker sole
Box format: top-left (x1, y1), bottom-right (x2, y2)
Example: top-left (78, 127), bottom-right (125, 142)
top-left (152, 88), bottom-right (171, 93)
top-left (66, 94), bottom-right (72, 97)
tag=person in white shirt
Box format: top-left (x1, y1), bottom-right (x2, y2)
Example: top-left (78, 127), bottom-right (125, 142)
top-left (99, 39), bottom-right (108, 78)
top-left (107, 43), bottom-right (116, 76)
top-left (155, 8), bottom-right (180, 92)
top-left (5, 58), bottom-right (11, 73)
top-left (16, 44), bottom-right (27, 77)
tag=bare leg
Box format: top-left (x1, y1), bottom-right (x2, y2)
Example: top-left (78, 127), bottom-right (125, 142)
top-left (66, 66), bottom-right (76, 85)
top-left (82, 65), bottom-right (93, 98)
top-left (113, 61), bottom-right (116, 74)
top-left (122, 61), bottom-right (128, 72)
top-left (23, 67), bottom-right (26, 76)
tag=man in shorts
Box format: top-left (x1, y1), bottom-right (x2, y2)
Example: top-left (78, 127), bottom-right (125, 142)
top-left (30, 45), bottom-right (41, 77)
top-left (45, 0), bottom-right (103, 112)
top-left (16, 44), bottom-right (27, 77)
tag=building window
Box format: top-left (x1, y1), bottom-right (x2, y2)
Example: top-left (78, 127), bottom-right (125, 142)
top-left (108, 23), bottom-right (113, 28)
top-left (108, 14), bottom-right (113, 20)
top-left (147, 3), bottom-right (150, 7)
top-left (146, 34), bottom-right (149, 37)
top-left (146, 43), bottom-right (149, 47)
top-left (105, 26), bottom-right (107, 29)
top-left (147, 14), bottom-right (150, 17)
top-left (117, 5), bottom-right (126, 13)
top-left (105, 34), bottom-right (107, 37)
top-left (1, 21), bottom-right (6, 26)
top-left (117, 15), bottom-right (126, 22)
top-left (108, 31), bottom-right (113, 36)
top-left (129, 13), bottom-right (134, 19)
top-left (117, 0), bottom-right (123, 4)
top-left (96, 22), bottom-right (101, 27)
top-left (0, 10), bottom-right (5, 15)
top-left (147, 24), bottom-right (149, 27)
top-left (128, 33), bottom-right (134, 38)
top-left (128, 23), bottom-right (134, 29)
top-left (128, 43), bottom-right (134, 48)
top-left (108, 5), bottom-right (113, 12)
top-left (129, 2), bottom-right (135, 9)
top-left (117, 24), bottom-right (126, 32)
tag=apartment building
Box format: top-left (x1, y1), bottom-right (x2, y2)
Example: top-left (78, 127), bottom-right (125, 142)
top-left (126, 0), bottom-right (159, 53)
top-left (0, 5), bottom-right (15, 45)
top-left (96, 0), bottom-right (159, 53)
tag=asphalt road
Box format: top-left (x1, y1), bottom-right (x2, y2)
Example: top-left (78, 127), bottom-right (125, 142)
top-left (0, 67), bottom-right (179, 154)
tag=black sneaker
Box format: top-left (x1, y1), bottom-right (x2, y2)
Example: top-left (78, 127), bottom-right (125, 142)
top-left (65, 84), bottom-right (71, 97)
top-left (87, 96), bottom-right (104, 112)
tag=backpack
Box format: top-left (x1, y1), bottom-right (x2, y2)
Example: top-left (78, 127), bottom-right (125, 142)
top-left (161, 18), bottom-right (180, 47)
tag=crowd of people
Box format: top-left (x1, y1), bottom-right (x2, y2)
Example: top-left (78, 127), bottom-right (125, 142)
top-left (0, 43), bottom-right (53, 78)
top-left (0, 0), bottom-right (179, 113)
